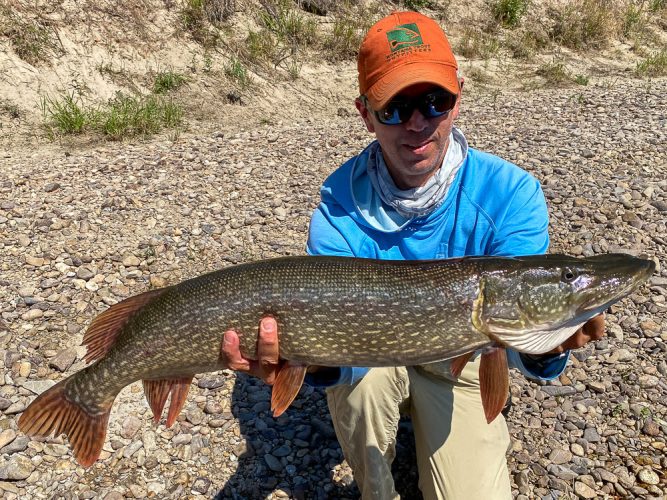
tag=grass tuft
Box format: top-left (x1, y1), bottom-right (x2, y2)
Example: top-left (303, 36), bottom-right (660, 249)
top-left (456, 28), bottom-right (500, 59)
top-left (0, 7), bottom-right (62, 65)
top-left (636, 49), bottom-right (667, 77)
top-left (225, 56), bottom-right (252, 88)
top-left (322, 17), bottom-right (364, 61)
top-left (536, 59), bottom-right (573, 86)
top-left (153, 71), bottom-right (187, 94)
top-left (40, 92), bottom-right (182, 140)
top-left (41, 93), bottom-right (87, 135)
top-left (549, 0), bottom-right (618, 50)
top-left (492, 0), bottom-right (529, 27)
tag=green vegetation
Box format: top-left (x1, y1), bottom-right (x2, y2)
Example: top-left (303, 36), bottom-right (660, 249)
top-left (622, 3), bottom-right (645, 37)
top-left (41, 93), bottom-right (87, 135)
top-left (224, 56), bottom-right (252, 88)
top-left (96, 93), bottom-right (183, 140)
top-left (536, 59), bottom-right (573, 86)
top-left (0, 6), bottom-right (62, 65)
top-left (258, 1), bottom-right (317, 46)
top-left (153, 71), bottom-right (187, 94)
top-left (636, 49), bottom-right (667, 77)
top-left (492, 0), bottom-right (529, 27)
top-left (456, 28), bottom-right (500, 59)
top-left (322, 17), bottom-right (365, 61)
top-left (181, 0), bottom-right (224, 47)
top-left (41, 91), bottom-right (182, 141)
top-left (574, 73), bottom-right (590, 85)
top-left (401, 0), bottom-right (436, 10)
top-left (549, 0), bottom-right (617, 50)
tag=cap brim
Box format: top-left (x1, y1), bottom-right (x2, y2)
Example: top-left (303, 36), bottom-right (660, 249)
top-left (365, 62), bottom-right (459, 109)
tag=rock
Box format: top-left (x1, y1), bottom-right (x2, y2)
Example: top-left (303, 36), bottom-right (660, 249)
top-left (48, 348), bottom-right (77, 372)
top-left (0, 430), bottom-right (16, 449)
top-left (574, 481), bottom-right (597, 498)
top-left (548, 448), bottom-right (572, 465)
top-left (541, 386), bottom-right (576, 397)
top-left (21, 309), bottom-right (43, 321)
top-left (192, 476), bottom-right (211, 494)
top-left (24, 256), bottom-right (45, 266)
top-left (122, 255), bottom-right (141, 267)
top-left (264, 453), bottom-right (283, 472)
top-left (22, 380), bottom-right (56, 394)
top-left (0, 456), bottom-right (35, 480)
top-left (121, 416), bottom-right (142, 439)
top-left (637, 468), bottom-right (659, 485)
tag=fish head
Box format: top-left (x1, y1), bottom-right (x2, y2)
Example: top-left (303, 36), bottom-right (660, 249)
top-left (472, 253), bottom-right (655, 354)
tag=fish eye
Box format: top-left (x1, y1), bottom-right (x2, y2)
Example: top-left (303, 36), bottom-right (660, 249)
top-left (561, 268), bottom-right (577, 283)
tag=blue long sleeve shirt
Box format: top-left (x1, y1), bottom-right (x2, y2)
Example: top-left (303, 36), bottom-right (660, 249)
top-left (305, 136), bottom-right (569, 386)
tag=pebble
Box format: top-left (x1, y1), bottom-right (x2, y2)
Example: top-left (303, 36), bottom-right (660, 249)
top-left (637, 468), bottom-right (660, 485)
top-left (0, 456), bottom-right (34, 480)
top-left (48, 348), bottom-right (77, 372)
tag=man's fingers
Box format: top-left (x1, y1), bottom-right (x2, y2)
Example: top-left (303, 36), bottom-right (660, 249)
top-left (257, 317), bottom-right (280, 364)
top-left (582, 314), bottom-right (605, 340)
top-left (257, 317), bottom-right (280, 384)
top-left (221, 330), bottom-right (251, 371)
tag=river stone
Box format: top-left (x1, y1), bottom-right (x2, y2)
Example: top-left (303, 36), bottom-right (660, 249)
top-left (0, 456), bottom-right (34, 480)
top-left (637, 468), bottom-right (659, 485)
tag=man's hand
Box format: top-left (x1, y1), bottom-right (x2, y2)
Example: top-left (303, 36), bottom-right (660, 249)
top-left (221, 317), bottom-right (281, 385)
top-left (549, 314), bottom-right (605, 354)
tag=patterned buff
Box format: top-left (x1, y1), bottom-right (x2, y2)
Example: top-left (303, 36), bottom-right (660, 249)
top-left (366, 127), bottom-right (467, 218)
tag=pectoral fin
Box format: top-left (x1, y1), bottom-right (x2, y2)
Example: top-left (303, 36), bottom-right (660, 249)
top-left (271, 362), bottom-right (307, 417)
top-left (480, 347), bottom-right (509, 424)
top-left (450, 352), bottom-right (475, 378)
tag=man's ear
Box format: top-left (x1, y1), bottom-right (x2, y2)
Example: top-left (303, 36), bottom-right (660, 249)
top-left (451, 78), bottom-right (464, 120)
top-left (355, 97), bottom-right (375, 133)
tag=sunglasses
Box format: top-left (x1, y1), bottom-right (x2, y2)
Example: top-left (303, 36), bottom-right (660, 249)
top-left (364, 89), bottom-right (458, 126)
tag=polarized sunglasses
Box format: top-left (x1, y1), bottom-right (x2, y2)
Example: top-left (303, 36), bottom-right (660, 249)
top-left (364, 89), bottom-right (458, 126)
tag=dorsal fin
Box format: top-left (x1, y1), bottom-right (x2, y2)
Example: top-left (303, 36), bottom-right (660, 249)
top-left (83, 287), bottom-right (169, 363)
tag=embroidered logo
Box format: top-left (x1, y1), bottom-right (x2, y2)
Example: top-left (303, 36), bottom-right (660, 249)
top-left (386, 23), bottom-right (423, 52)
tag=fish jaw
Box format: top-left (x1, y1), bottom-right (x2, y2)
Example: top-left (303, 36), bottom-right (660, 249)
top-left (492, 323), bottom-right (582, 355)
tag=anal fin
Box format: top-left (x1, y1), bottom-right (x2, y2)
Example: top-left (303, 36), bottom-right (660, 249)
top-left (143, 376), bottom-right (193, 427)
top-left (271, 362), bottom-right (307, 417)
top-left (480, 347), bottom-right (509, 424)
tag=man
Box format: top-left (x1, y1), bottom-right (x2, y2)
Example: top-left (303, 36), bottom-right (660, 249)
top-left (222, 11), bottom-right (604, 499)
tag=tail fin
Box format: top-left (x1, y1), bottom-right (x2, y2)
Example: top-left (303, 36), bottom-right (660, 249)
top-left (18, 379), bottom-right (113, 467)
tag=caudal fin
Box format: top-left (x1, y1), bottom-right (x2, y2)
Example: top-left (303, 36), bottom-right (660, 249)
top-left (18, 380), bottom-right (112, 467)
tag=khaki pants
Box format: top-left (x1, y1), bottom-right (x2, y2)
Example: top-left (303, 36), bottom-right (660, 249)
top-left (326, 356), bottom-right (512, 500)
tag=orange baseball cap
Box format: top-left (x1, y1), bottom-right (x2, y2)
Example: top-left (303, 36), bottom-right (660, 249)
top-left (358, 11), bottom-right (459, 109)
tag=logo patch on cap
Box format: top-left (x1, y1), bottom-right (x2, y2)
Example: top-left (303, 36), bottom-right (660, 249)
top-left (386, 23), bottom-right (423, 52)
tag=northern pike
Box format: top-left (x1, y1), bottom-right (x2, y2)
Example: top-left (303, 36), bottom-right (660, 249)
top-left (18, 253), bottom-right (654, 467)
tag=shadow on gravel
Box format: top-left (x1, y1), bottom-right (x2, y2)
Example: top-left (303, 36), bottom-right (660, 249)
top-left (214, 374), bottom-right (423, 499)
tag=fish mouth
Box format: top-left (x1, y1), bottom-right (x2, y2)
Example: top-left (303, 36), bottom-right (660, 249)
top-left (567, 255), bottom-right (655, 327)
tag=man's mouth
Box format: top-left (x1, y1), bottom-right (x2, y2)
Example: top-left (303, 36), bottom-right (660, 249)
top-left (404, 140), bottom-right (431, 154)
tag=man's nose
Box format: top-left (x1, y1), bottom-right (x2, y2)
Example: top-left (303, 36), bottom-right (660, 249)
top-left (404, 107), bottom-right (428, 132)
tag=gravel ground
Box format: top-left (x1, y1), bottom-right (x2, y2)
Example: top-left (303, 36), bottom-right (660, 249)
top-left (0, 77), bottom-right (665, 499)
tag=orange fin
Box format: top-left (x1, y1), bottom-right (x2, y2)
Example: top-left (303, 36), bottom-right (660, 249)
top-left (83, 287), bottom-right (169, 363)
top-left (18, 379), bottom-right (113, 467)
top-left (143, 379), bottom-right (173, 424)
top-left (480, 347), bottom-right (509, 424)
top-left (271, 362), bottom-right (307, 417)
top-left (450, 352), bottom-right (475, 378)
top-left (165, 377), bottom-right (192, 427)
